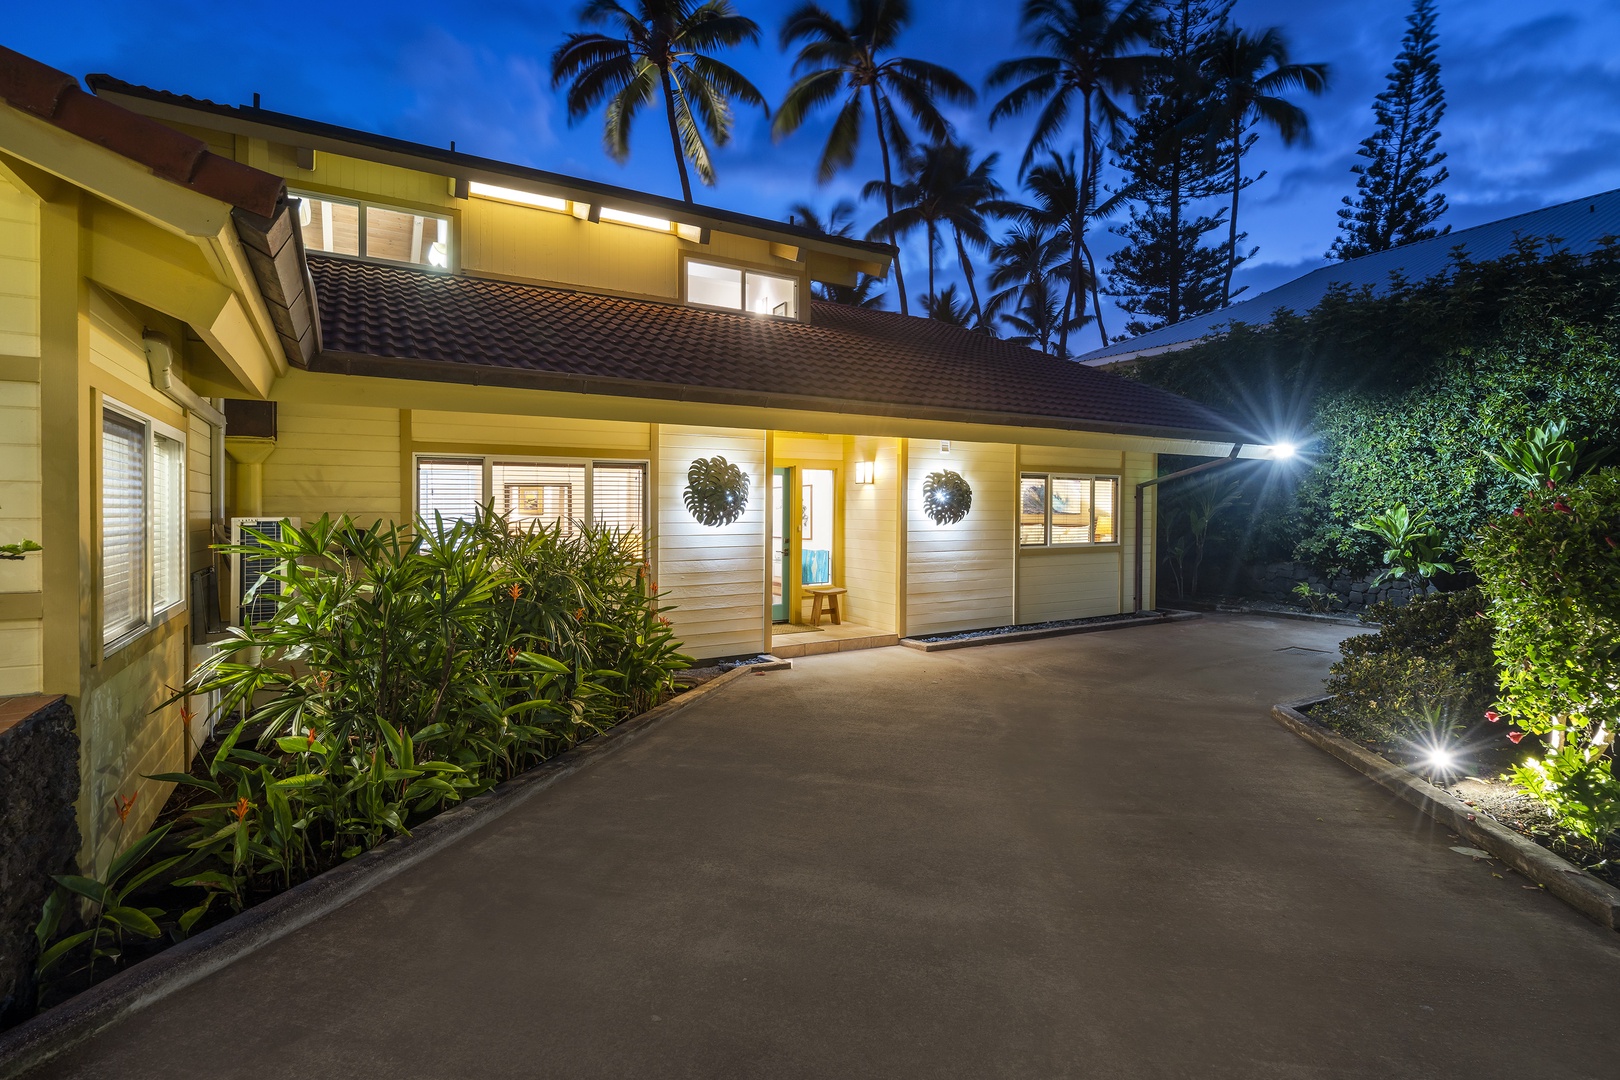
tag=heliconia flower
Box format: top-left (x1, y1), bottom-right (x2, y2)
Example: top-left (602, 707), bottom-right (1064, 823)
top-left (232, 797), bottom-right (251, 820)
top-left (1546, 480), bottom-right (1557, 490)
top-left (179, 704), bottom-right (194, 725)
top-left (1552, 501), bottom-right (1571, 513)
top-left (507, 645), bottom-right (520, 664)
top-left (1485, 710), bottom-right (1499, 722)
top-left (306, 727), bottom-right (317, 746)
top-left (508, 583), bottom-right (523, 600)
top-left (114, 792), bottom-right (139, 823)
top-left (574, 607), bottom-right (586, 620)
top-left (1506, 731), bottom-right (1525, 744)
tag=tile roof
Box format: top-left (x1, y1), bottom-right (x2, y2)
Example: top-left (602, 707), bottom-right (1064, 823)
top-left (1077, 186), bottom-right (1620, 365)
top-left (309, 257), bottom-right (1241, 440)
top-left (0, 47), bottom-right (284, 218)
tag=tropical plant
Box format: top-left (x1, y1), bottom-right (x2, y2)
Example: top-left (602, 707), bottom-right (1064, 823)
top-left (1195, 24), bottom-right (1328, 305)
top-left (922, 469), bottom-right (972, 524)
top-left (1485, 419), bottom-right (1611, 491)
top-left (986, 219), bottom-right (1073, 352)
top-left (774, 0), bottom-right (976, 316)
top-left (1329, 0), bottom-right (1448, 260)
top-left (987, 0), bottom-right (1158, 349)
top-left (921, 284), bottom-right (974, 326)
top-left (1354, 504), bottom-right (1452, 587)
top-left (550, 0), bottom-right (768, 202)
top-left (34, 825), bottom-right (180, 990)
top-left (1159, 472), bottom-right (1240, 598)
top-left (1291, 580), bottom-right (1333, 613)
top-left (1473, 468), bottom-right (1620, 845)
top-left (684, 455), bottom-right (750, 526)
top-left (1313, 587), bottom-right (1495, 746)
top-left (0, 538), bottom-right (41, 560)
top-left (867, 141), bottom-right (1003, 321)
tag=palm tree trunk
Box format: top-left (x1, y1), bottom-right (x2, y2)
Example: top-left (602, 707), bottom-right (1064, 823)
top-left (954, 228), bottom-right (982, 323)
top-left (1059, 92), bottom-right (1095, 359)
top-left (660, 66), bottom-right (694, 204)
top-left (927, 221), bottom-right (937, 301)
top-left (868, 84), bottom-right (910, 316)
top-left (1082, 237), bottom-right (1107, 342)
top-left (1222, 115), bottom-right (1241, 306)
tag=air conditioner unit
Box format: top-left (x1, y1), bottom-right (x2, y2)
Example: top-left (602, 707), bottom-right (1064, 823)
top-left (229, 517), bottom-right (299, 627)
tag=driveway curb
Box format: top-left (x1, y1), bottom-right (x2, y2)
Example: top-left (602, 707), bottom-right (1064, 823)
top-left (0, 658), bottom-right (788, 1079)
top-left (899, 611), bottom-right (1198, 652)
top-left (1271, 699), bottom-right (1620, 932)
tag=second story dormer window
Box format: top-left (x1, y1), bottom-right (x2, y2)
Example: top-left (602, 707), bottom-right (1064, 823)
top-left (293, 191), bottom-right (451, 269)
top-left (684, 258), bottom-right (800, 319)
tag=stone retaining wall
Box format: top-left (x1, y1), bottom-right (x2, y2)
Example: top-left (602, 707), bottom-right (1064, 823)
top-left (1242, 561), bottom-right (1427, 614)
top-left (0, 696), bottom-right (80, 1028)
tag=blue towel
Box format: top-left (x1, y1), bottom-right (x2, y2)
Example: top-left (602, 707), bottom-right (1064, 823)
top-left (801, 548), bottom-right (831, 585)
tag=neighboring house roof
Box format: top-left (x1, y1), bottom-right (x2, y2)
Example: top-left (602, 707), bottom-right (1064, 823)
top-left (0, 46), bottom-right (282, 217)
top-left (307, 256), bottom-right (1241, 442)
top-left (1076, 187), bottom-right (1620, 366)
top-left (85, 75), bottom-right (895, 273)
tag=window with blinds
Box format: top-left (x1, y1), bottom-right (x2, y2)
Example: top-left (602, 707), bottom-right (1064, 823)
top-left (416, 458), bottom-right (484, 526)
top-left (101, 402), bottom-right (187, 651)
top-left (1018, 474), bottom-right (1120, 547)
top-left (414, 457), bottom-right (647, 547)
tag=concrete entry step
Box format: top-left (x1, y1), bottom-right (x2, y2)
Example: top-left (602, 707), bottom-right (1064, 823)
top-left (768, 632), bottom-right (898, 658)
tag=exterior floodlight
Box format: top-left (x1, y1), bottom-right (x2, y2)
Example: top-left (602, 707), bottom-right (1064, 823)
top-left (1267, 442), bottom-right (1297, 460)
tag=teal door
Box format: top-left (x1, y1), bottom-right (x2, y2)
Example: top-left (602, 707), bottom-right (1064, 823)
top-left (772, 467), bottom-right (789, 621)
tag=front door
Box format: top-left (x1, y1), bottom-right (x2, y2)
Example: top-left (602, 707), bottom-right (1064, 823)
top-left (771, 467), bottom-right (790, 622)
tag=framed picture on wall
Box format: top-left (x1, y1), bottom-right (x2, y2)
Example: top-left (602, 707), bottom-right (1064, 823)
top-left (801, 483), bottom-right (813, 540)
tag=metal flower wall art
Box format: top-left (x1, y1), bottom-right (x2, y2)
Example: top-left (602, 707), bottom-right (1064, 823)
top-left (922, 469), bottom-right (972, 525)
top-left (683, 456), bottom-right (750, 527)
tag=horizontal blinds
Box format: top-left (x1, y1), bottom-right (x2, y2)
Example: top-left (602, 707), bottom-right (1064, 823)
top-left (1093, 478), bottom-right (1117, 543)
top-left (152, 432), bottom-right (186, 612)
top-left (493, 462), bottom-right (586, 535)
top-left (1050, 476), bottom-right (1093, 544)
top-left (417, 458), bottom-right (483, 526)
top-left (102, 409), bottom-right (147, 645)
top-left (593, 463), bottom-right (646, 555)
top-left (1019, 476), bottom-right (1048, 546)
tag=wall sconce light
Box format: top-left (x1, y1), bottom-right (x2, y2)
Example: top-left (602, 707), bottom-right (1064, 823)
top-left (854, 460), bottom-right (875, 485)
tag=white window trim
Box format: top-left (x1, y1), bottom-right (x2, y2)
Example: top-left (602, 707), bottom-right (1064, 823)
top-left (289, 189), bottom-right (454, 271)
top-left (101, 397), bottom-right (188, 656)
top-left (681, 255), bottom-right (805, 321)
top-left (1019, 473), bottom-right (1121, 548)
top-left (413, 454), bottom-right (650, 536)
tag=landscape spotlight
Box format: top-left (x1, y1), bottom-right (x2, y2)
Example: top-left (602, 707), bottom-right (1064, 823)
top-left (1424, 746), bottom-right (1456, 771)
top-left (1266, 441), bottom-right (1298, 460)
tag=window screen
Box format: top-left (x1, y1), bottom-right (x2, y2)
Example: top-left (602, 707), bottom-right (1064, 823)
top-left (494, 463), bottom-right (587, 535)
top-left (417, 458), bottom-right (484, 526)
top-left (1019, 475), bottom-right (1048, 546)
top-left (593, 463), bottom-right (646, 554)
top-left (102, 409), bottom-right (147, 645)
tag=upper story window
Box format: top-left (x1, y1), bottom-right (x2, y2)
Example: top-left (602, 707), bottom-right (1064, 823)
top-left (292, 191), bottom-right (450, 269)
top-left (685, 259), bottom-right (799, 319)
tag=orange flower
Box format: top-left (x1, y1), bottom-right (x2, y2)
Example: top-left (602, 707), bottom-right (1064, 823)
top-left (306, 727), bottom-right (318, 747)
top-left (506, 645), bottom-right (520, 665)
top-left (508, 583), bottom-right (523, 600)
top-left (657, 615), bottom-right (672, 627)
top-left (114, 792), bottom-right (139, 823)
top-left (232, 797), bottom-right (251, 821)
top-left (574, 607), bottom-right (586, 620)
top-left (179, 704), bottom-right (195, 726)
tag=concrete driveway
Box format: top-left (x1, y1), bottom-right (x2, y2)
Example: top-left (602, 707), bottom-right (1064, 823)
top-left (28, 615), bottom-right (1620, 1079)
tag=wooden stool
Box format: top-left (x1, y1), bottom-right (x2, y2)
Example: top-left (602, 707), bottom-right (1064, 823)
top-left (807, 586), bottom-right (847, 626)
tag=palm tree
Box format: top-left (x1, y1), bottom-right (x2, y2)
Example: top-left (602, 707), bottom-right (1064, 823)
top-left (787, 199), bottom-right (889, 308)
top-left (774, 0), bottom-right (977, 316)
top-left (922, 284), bottom-right (974, 326)
top-left (987, 0), bottom-right (1158, 348)
top-left (1196, 26), bottom-right (1328, 305)
top-left (986, 221), bottom-right (1075, 353)
top-left (551, 0), bottom-right (768, 203)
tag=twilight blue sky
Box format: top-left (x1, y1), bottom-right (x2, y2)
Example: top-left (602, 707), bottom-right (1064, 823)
top-left (9, 1), bottom-right (1620, 345)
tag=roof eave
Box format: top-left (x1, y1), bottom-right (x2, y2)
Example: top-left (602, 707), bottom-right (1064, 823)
top-left (310, 350), bottom-right (1245, 447)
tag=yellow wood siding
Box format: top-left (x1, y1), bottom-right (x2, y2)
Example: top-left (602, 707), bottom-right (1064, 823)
top-left (0, 175), bottom-right (40, 357)
top-left (411, 411), bottom-right (650, 454)
top-left (1015, 445), bottom-right (1127, 623)
top-left (0, 618), bottom-right (42, 696)
top-left (841, 435), bottom-right (897, 632)
top-left (87, 289), bottom-right (151, 386)
top-left (188, 413), bottom-right (213, 575)
top-left (260, 402), bottom-right (401, 525)
top-left (657, 424), bottom-right (765, 660)
top-left (905, 439), bottom-right (1016, 636)
top-left (0, 380), bottom-right (41, 598)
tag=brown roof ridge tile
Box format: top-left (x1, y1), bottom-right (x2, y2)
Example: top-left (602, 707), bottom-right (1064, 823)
top-left (0, 46), bottom-right (284, 218)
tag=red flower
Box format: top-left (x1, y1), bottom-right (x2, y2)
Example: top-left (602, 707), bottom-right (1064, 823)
top-left (1506, 731), bottom-right (1525, 744)
top-left (1552, 500), bottom-right (1571, 514)
top-left (507, 645), bottom-right (520, 665)
top-left (1485, 710), bottom-right (1499, 723)
top-left (1546, 480), bottom-right (1557, 490)
top-left (232, 797), bottom-right (252, 820)
top-left (1607, 536), bottom-right (1617, 549)
top-left (1512, 508), bottom-right (1524, 517)
top-left (307, 727), bottom-right (318, 746)
top-left (114, 792), bottom-right (139, 823)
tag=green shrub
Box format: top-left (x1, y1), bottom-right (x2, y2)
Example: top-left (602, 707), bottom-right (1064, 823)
top-left (1472, 468), bottom-right (1620, 844)
top-left (1315, 587), bottom-right (1496, 744)
top-left (35, 511), bottom-right (688, 994)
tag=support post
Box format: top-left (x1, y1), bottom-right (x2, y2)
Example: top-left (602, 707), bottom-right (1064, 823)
top-left (1133, 444), bottom-right (1244, 614)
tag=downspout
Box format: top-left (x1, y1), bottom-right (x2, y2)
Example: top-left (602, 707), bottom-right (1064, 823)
top-left (1133, 444), bottom-right (1243, 614)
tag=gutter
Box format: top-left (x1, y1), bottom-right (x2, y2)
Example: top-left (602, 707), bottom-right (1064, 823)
top-left (143, 330), bottom-right (226, 428)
